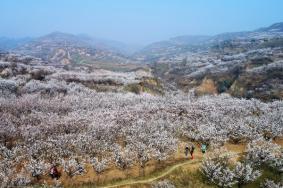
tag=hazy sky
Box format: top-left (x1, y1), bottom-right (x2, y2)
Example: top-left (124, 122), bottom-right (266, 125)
top-left (1, 0), bottom-right (283, 44)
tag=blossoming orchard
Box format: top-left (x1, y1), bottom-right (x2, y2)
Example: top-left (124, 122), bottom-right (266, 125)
top-left (0, 56), bottom-right (282, 187)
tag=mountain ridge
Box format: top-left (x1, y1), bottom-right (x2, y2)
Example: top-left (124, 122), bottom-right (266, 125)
top-left (134, 22), bottom-right (283, 62)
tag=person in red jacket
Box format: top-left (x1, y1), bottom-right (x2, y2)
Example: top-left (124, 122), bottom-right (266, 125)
top-left (50, 165), bottom-right (59, 179)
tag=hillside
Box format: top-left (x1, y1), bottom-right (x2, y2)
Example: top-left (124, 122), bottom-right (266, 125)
top-left (12, 32), bottom-right (140, 65)
top-left (1, 52), bottom-right (282, 187)
top-left (0, 37), bottom-right (32, 52)
top-left (1, 23), bottom-right (283, 101)
top-left (136, 22), bottom-right (283, 101)
top-left (135, 22), bottom-right (283, 62)
top-left (0, 22), bottom-right (283, 188)
top-left (0, 53), bottom-right (162, 95)
top-left (257, 22), bottom-right (283, 32)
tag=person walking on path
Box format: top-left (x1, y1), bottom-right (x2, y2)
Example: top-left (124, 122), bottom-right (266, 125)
top-left (190, 144), bottom-right (195, 159)
top-left (185, 145), bottom-right (189, 158)
top-left (50, 165), bottom-right (60, 179)
top-left (201, 143), bottom-right (207, 154)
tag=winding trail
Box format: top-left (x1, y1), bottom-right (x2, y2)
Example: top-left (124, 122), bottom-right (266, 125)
top-left (98, 152), bottom-right (241, 188)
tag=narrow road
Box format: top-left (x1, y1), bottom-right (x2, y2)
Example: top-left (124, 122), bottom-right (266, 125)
top-left (98, 152), bottom-right (241, 188)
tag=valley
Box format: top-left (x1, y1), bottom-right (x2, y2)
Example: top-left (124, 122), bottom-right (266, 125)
top-left (1, 23), bottom-right (283, 101)
top-left (0, 21), bottom-right (282, 188)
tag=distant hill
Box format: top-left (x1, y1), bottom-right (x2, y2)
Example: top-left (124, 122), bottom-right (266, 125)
top-left (1, 22), bottom-right (282, 101)
top-left (135, 22), bottom-right (283, 62)
top-left (76, 34), bottom-right (143, 55)
top-left (0, 32), bottom-right (142, 65)
top-left (0, 37), bottom-right (32, 51)
top-left (12, 32), bottom-right (139, 65)
top-left (257, 22), bottom-right (283, 32)
top-left (141, 22), bottom-right (283, 101)
top-left (133, 35), bottom-right (211, 62)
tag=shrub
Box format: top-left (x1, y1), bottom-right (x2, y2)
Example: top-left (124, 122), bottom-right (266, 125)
top-left (152, 180), bottom-right (175, 188)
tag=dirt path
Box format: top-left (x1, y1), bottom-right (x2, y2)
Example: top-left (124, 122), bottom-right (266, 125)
top-left (98, 151), bottom-right (241, 188)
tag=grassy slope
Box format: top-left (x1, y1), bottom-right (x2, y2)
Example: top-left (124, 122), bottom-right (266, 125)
top-left (73, 143), bottom-right (245, 188)
top-left (34, 140), bottom-right (282, 188)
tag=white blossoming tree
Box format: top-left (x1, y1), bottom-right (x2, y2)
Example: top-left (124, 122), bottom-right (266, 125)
top-left (201, 156), bottom-right (237, 188)
top-left (61, 158), bottom-right (86, 178)
top-left (152, 180), bottom-right (176, 188)
top-left (113, 145), bottom-right (135, 176)
top-left (261, 179), bottom-right (283, 188)
top-left (234, 162), bottom-right (261, 188)
top-left (25, 158), bottom-right (48, 180)
top-left (245, 139), bottom-right (281, 166)
top-left (91, 157), bottom-right (108, 183)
